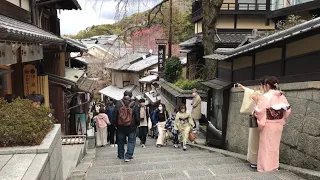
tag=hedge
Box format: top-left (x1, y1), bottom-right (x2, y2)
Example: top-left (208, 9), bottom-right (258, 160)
top-left (0, 98), bottom-right (54, 147)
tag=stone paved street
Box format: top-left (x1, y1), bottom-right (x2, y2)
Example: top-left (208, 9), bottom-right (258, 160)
top-left (85, 138), bottom-right (305, 180)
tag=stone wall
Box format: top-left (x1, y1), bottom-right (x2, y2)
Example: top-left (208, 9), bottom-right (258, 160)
top-left (0, 124), bottom-right (63, 180)
top-left (225, 81), bottom-right (320, 171)
top-left (160, 94), bottom-right (175, 115)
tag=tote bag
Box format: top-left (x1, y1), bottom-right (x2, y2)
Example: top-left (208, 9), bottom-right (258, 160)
top-left (240, 87), bottom-right (256, 114)
top-left (148, 117), bottom-right (152, 130)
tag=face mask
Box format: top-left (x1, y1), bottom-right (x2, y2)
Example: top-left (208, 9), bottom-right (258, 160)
top-left (192, 93), bottom-right (196, 96)
top-left (158, 107), bottom-right (163, 111)
top-left (141, 103), bottom-right (145, 106)
top-left (181, 109), bottom-right (186, 113)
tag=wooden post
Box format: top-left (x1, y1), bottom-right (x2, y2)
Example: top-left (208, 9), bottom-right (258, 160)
top-left (168, 0), bottom-right (173, 58)
top-left (59, 52), bottom-right (66, 77)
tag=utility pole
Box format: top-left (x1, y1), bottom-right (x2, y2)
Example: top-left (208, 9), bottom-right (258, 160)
top-left (168, 0), bottom-right (173, 58)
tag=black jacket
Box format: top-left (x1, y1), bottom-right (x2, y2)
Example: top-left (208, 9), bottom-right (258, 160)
top-left (113, 98), bottom-right (140, 132)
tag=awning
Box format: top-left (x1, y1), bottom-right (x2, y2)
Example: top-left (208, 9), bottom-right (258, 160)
top-left (139, 75), bottom-right (158, 83)
top-left (0, 68), bottom-right (13, 75)
top-left (0, 14), bottom-right (64, 44)
top-left (99, 85), bottom-right (138, 100)
top-left (200, 78), bottom-right (233, 90)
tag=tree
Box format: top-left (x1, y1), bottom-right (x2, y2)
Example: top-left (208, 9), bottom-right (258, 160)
top-left (164, 56), bottom-right (182, 83)
top-left (202, 0), bottom-right (224, 80)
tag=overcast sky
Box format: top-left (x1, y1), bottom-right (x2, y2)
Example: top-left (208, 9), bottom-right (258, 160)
top-left (58, 0), bottom-right (160, 35)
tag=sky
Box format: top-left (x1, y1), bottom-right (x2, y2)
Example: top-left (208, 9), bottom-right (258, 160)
top-left (58, 0), bottom-right (161, 35)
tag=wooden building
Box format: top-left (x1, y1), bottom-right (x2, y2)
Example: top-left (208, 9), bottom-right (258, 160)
top-left (206, 17), bottom-right (320, 85)
top-left (0, 0), bottom-right (82, 135)
top-left (202, 16), bottom-right (320, 148)
top-left (179, 0), bottom-right (274, 79)
top-left (100, 53), bottom-right (158, 102)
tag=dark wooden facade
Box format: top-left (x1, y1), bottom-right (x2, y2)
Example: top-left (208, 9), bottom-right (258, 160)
top-left (0, 0), bottom-right (31, 23)
top-left (217, 29), bottom-right (320, 86)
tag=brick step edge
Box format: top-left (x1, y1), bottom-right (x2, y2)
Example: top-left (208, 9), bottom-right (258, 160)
top-left (187, 143), bottom-right (320, 180)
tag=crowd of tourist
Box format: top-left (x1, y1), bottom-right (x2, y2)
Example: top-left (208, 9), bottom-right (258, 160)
top-left (91, 76), bottom-right (291, 173)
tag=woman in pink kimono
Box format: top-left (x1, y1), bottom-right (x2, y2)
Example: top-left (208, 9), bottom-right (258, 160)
top-left (252, 76), bottom-right (291, 172)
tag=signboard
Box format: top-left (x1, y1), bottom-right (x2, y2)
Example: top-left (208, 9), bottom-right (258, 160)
top-left (158, 45), bottom-right (166, 73)
top-left (23, 64), bottom-right (38, 96)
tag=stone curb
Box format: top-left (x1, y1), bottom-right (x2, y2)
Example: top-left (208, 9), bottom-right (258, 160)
top-left (66, 148), bottom-right (96, 180)
top-left (187, 143), bottom-right (320, 180)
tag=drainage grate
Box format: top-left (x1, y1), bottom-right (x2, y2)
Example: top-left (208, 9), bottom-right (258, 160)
top-left (61, 135), bottom-right (86, 145)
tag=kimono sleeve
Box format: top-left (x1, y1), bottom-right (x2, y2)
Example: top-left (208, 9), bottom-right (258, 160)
top-left (254, 95), bottom-right (268, 130)
top-left (281, 95), bottom-right (292, 119)
top-left (174, 113), bottom-right (179, 131)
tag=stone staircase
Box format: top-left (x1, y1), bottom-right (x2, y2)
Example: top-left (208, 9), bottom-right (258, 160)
top-left (84, 139), bottom-right (305, 180)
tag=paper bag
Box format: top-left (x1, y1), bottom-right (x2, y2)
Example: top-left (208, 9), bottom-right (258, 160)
top-left (240, 87), bottom-right (255, 114)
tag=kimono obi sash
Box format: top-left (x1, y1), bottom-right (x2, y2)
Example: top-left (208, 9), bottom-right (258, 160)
top-left (179, 118), bottom-right (188, 124)
top-left (266, 108), bottom-right (285, 120)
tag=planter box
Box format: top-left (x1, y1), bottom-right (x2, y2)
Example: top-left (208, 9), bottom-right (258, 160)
top-left (0, 124), bottom-right (63, 180)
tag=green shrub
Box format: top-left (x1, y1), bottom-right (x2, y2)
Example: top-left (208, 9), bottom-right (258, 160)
top-left (174, 79), bottom-right (204, 90)
top-left (164, 56), bottom-right (182, 83)
top-left (0, 98), bottom-right (54, 147)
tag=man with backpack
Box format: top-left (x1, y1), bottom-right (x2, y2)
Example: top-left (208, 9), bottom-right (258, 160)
top-left (114, 90), bottom-right (140, 162)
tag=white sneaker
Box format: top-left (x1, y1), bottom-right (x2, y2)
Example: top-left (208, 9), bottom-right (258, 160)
top-left (142, 144), bottom-right (146, 148)
top-left (183, 145), bottom-right (187, 151)
top-left (124, 159), bottom-right (130, 162)
top-left (173, 144), bottom-right (179, 148)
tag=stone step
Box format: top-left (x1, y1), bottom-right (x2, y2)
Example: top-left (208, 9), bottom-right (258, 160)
top-left (85, 167), bottom-right (303, 180)
top-left (87, 160), bottom-right (253, 178)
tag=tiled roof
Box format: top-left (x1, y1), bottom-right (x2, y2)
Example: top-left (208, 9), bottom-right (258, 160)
top-left (127, 55), bottom-right (158, 72)
top-left (206, 17), bottom-right (320, 61)
top-left (179, 32), bottom-right (250, 47)
top-left (216, 32), bottom-right (251, 44)
top-left (203, 53), bottom-right (228, 60)
top-left (106, 53), bottom-right (147, 70)
top-left (64, 37), bottom-right (87, 52)
top-left (179, 34), bottom-right (203, 47)
top-left (0, 14), bottom-right (64, 44)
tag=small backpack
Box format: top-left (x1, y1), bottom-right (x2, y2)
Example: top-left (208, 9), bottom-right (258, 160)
top-left (118, 100), bottom-right (135, 126)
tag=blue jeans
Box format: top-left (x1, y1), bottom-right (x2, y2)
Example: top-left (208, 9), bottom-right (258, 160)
top-left (117, 130), bottom-right (137, 159)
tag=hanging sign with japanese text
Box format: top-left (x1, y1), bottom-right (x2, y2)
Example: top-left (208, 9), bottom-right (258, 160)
top-left (21, 44), bottom-right (43, 63)
top-left (158, 45), bottom-right (166, 73)
top-left (0, 42), bottom-right (19, 66)
top-left (23, 64), bottom-right (38, 96)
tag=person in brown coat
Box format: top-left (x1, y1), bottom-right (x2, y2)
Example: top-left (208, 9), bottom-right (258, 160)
top-left (191, 89), bottom-right (201, 131)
